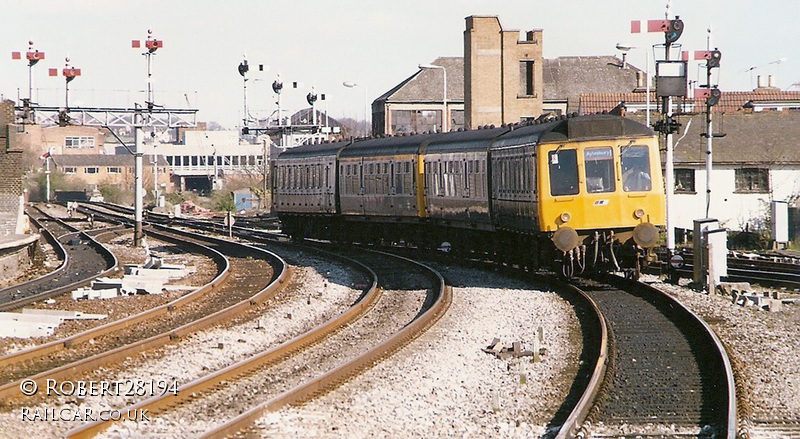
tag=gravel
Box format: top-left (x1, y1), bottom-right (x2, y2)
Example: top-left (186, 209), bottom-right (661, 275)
top-left (0, 233), bottom-right (216, 357)
top-left (253, 264), bottom-right (582, 438)
top-left (641, 274), bottom-right (800, 438)
top-left (0, 254), bottom-right (362, 439)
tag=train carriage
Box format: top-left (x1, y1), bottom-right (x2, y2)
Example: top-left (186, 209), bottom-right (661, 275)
top-left (273, 113), bottom-right (666, 277)
top-left (338, 135), bottom-right (426, 219)
top-left (421, 127), bottom-right (507, 228)
top-left (490, 114), bottom-right (665, 274)
top-left (272, 141), bottom-right (345, 238)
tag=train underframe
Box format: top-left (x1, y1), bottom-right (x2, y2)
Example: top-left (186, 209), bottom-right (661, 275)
top-left (279, 214), bottom-right (656, 277)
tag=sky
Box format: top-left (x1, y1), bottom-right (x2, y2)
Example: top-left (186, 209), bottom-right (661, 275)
top-left (2, 0), bottom-right (798, 129)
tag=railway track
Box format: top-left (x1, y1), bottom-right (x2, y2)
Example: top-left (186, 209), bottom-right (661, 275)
top-left (559, 275), bottom-right (736, 438)
top-left (77, 202), bottom-right (743, 436)
top-left (67, 246), bottom-right (449, 438)
top-left (0, 222), bottom-right (288, 413)
top-left (0, 206), bottom-right (116, 310)
top-left (658, 248), bottom-right (800, 290)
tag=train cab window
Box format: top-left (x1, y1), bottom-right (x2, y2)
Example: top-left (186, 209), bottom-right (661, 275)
top-left (621, 145), bottom-right (652, 192)
top-left (548, 149), bottom-right (579, 196)
top-left (584, 147), bottom-right (616, 193)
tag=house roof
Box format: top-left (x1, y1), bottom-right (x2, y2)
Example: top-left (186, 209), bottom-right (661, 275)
top-left (580, 89), bottom-right (800, 115)
top-left (374, 57), bottom-right (464, 104)
top-left (542, 56), bottom-right (642, 105)
top-left (375, 56), bottom-right (641, 109)
top-left (52, 154), bottom-right (168, 167)
top-left (626, 110), bottom-right (800, 165)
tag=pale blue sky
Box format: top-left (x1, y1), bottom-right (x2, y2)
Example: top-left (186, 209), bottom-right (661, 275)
top-left (2, 0), bottom-right (797, 128)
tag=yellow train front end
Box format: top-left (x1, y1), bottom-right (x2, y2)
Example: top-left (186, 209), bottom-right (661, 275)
top-left (537, 133), bottom-right (665, 275)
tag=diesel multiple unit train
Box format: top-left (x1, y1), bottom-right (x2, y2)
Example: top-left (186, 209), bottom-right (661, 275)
top-left (271, 114), bottom-right (665, 276)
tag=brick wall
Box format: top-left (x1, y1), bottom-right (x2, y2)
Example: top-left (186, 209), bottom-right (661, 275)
top-left (0, 100), bottom-right (22, 235)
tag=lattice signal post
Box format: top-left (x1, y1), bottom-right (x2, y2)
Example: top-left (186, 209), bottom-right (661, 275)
top-left (685, 45), bottom-right (723, 218)
top-left (11, 41), bottom-right (45, 123)
top-left (630, 6), bottom-right (687, 256)
top-left (49, 57), bottom-right (81, 119)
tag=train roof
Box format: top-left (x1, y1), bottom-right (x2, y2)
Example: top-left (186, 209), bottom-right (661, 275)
top-left (275, 115), bottom-right (653, 160)
top-left (274, 140), bottom-right (350, 160)
top-left (423, 126), bottom-right (510, 153)
top-left (338, 126), bottom-right (512, 158)
top-left (338, 133), bottom-right (436, 158)
top-left (492, 114), bottom-right (654, 149)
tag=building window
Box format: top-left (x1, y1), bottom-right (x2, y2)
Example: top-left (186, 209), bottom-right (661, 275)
top-left (107, 167), bottom-right (121, 174)
top-left (675, 169), bottom-right (695, 193)
top-left (735, 168), bottom-right (769, 193)
top-left (63, 167), bottom-right (76, 174)
top-left (65, 136), bottom-right (95, 149)
top-left (390, 109), bottom-right (442, 135)
top-left (85, 167), bottom-right (99, 174)
top-left (519, 61), bottom-right (535, 96)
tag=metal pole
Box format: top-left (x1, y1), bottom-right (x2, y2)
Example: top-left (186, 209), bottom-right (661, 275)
top-left (363, 86), bottom-right (368, 137)
top-left (664, 46), bottom-right (675, 253)
top-left (28, 64), bottom-right (33, 102)
top-left (134, 108), bottom-right (144, 247)
top-left (442, 68), bottom-right (447, 132)
top-left (153, 142), bottom-right (159, 204)
top-left (45, 151), bottom-right (51, 203)
top-left (646, 53), bottom-right (650, 127)
top-left (705, 75), bottom-right (713, 218)
top-left (263, 139), bottom-right (268, 210)
top-left (705, 29), bottom-right (713, 219)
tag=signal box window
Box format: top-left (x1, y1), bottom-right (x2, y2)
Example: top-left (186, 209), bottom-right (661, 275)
top-left (735, 168), bottom-right (769, 193)
top-left (548, 149), bottom-right (578, 196)
top-left (584, 147), bottom-right (615, 193)
top-left (621, 145), bottom-right (652, 192)
top-left (675, 169), bottom-right (695, 193)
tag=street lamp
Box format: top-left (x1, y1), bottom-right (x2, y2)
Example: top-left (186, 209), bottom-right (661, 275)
top-left (343, 81), bottom-right (369, 137)
top-left (616, 43), bottom-right (650, 126)
top-left (418, 64), bottom-right (448, 132)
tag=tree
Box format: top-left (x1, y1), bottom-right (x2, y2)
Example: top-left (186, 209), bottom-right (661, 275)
top-left (211, 190), bottom-right (235, 212)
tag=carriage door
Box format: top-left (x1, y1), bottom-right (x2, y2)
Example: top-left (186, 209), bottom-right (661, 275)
top-left (324, 162), bottom-right (332, 212)
top-left (463, 157), bottom-right (470, 198)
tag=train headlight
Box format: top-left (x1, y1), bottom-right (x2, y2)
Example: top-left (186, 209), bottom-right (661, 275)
top-left (560, 212), bottom-right (571, 224)
top-left (634, 208), bottom-right (645, 219)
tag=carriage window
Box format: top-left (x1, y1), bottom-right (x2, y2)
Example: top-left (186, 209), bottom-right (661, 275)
top-left (621, 145), bottom-right (652, 192)
top-left (548, 149), bottom-right (579, 196)
top-left (584, 147), bottom-right (615, 193)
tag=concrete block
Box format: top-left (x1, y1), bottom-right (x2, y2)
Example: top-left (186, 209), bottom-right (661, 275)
top-left (0, 312), bottom-right (62, 325)
top-left (21, 309), bottom-right (106, 320)
top-left (0, 321), bottom-right (57, 338)
top-left (120, 276), bottom-right (164, 295)
top-left (769, 300), bottom-right (782, 313)
top-left (718, 282), bottom-right (752, 296)
top-left (537, 326), bottom-right (544, 344)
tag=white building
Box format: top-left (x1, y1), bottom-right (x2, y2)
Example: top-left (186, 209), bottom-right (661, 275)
top-left (669, 110), bottom-right (800, 237)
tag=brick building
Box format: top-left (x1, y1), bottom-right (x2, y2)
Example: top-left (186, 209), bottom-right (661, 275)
top-left (50, 153), bottom-right (171, 195)
top-left (0, 100), bottom-right (25, 235)
top-left (373, 16), bottom-right (546, 135)
top-left (0, 100), bottom-right (39, 285)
